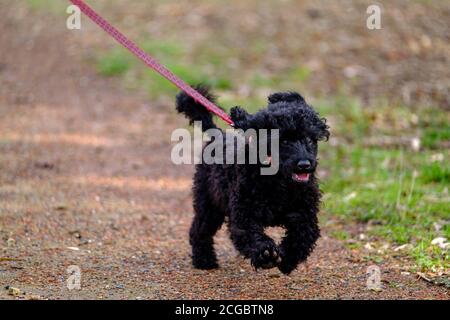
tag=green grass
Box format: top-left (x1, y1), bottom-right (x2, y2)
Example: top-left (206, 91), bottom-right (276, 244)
top-left (287, 66), bottom-right (311, 83)
top-left (318, 99), bottom-right (449, 271)
top-left (421, 114), bottom-right (450, 149)
top-left (329, 230), bottom-right (350, 241)
top-left (97, 49), bottom-right (133, 77)
top-left (26, 0), bottom-right (65, 13)
top-left (95, 40), bottom-right (234, 97)
top-left (421, 162), bottom-right (450, 184)
top-left (422, 126), bottom-right (450, 149)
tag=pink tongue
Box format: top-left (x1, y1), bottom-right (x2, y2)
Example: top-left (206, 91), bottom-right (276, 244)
top-left (296, 173), bottom-right (309, 181)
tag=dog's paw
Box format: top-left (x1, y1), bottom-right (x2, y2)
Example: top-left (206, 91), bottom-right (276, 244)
top-left (276, 250), bottom-right (302, 275)
top-left (192, 251), bottom-right (219, 270)
top-left (277, 261), bottom-right (297, 275)
top-left (251, 242), bottom-right (281, 270)
top-left (193, 258), bottom-right (219, 270)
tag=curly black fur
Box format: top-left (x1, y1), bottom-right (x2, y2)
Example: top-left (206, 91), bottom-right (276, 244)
top-left (176, 85), bottom-right (220, 131)
top-left (176, 87), bottom-right (330, 274)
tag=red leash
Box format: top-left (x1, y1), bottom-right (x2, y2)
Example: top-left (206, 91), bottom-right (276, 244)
top-left (69, 0), bottom-right (234, 126)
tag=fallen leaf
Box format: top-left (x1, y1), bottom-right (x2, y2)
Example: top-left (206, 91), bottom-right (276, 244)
top-left (344, 192), bottom-right (357, 202)
top-left (417, 272), bottom-right (432, 282)
top-left (394, 244), bottom-right (413, 252)
top-left (0, 258), bottom-right (23, 262)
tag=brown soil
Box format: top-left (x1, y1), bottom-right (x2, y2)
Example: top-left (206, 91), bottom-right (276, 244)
top-left (0, 2), bottom-right (448, 300)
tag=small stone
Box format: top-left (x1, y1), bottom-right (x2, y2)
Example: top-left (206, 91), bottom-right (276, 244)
top-left (420, 35), bottom-right (432, 48)
top-left (433, 222), bottom-right (442, 232)
top-left (369, 286), bottom-right (382, 292)
top-left (69, 230), bottom-right (82, 239)
top-left (8, 287), bottom-right (21, 297)
top-left (268, 273), bottom-right (280, 278)
top-left (431, 237), bottom-right (449, 249)
top-left (7, 238), bottom-right (15, 247)
top-left (55, 204), bottom-right (68, 211)
top-left (410, 137), bottom-right (421, 152)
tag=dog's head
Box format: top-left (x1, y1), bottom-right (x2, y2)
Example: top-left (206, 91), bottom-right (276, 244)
top-left (230, 92), bottom-right (329, 184)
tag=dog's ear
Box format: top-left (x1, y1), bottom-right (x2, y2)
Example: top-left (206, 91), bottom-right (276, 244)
top-left (315, 117), bottom-right (330, 141)
top-left (268, 92), bottom-right (304, 104)
top-left (230, 106), bottom-right (250, 130)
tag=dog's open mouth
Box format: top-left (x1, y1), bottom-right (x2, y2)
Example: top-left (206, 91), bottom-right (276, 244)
top-left (292, 172), bottom-right (310, 182)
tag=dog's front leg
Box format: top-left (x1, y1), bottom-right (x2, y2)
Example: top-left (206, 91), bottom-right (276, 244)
top-left (228, 214), bottom-right (280, 270)
top-left (278, 212), bottom-right (320, 274)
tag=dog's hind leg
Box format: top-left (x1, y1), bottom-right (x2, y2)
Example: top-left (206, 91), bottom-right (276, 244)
top-left (189, 189), bottom-right (224, 270)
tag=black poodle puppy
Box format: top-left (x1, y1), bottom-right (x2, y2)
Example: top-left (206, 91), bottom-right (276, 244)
top-left (176, 86), bottom-right (329, 274)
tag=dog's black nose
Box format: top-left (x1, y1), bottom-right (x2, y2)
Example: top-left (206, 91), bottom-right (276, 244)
top-left (297, 160), bottom-right (311, 170)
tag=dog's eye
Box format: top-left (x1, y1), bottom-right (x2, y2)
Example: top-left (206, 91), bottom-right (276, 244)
top-left (281, 139), bottom-right (289, 144)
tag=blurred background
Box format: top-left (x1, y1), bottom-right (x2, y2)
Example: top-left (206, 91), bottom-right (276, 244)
top-left (0, 0), bottom-right (448, 299)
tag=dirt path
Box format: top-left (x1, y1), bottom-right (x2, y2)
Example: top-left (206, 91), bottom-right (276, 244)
top-left (0, 3), bottom-right (447, 300)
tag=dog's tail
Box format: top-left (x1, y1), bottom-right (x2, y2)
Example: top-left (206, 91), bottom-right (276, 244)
top-left (175, 85), bottom-right (222, 132)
